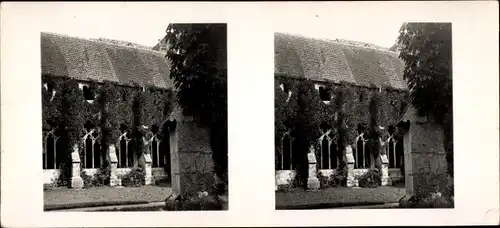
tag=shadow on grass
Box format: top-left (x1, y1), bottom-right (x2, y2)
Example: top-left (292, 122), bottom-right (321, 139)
top-left (275, 201), bottom-right (387, 210)
top-left (44, 200), bottom-right (151, 211)
top-left (91, 201), bottom-right (226, 211)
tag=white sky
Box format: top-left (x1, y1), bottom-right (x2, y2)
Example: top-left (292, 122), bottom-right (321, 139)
top-left (35, 2), bottom-right (405, 48)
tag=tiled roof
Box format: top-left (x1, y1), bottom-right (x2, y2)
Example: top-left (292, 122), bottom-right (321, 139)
top-left (275, 33), bottom-right (407, 90)
top-left (41, 32), bottom-right (173, 89)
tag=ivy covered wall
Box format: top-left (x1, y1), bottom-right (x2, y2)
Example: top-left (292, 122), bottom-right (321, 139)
top-left (42, 74), bottom-right (174, 186)
top-left (275, 75), bottom-right (409, 183)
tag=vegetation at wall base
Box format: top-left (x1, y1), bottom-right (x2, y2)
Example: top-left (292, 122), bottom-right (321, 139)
top-left (358, 168), bottom-right (382, 188)
top-left (120, 167), bottom-right (146, 187)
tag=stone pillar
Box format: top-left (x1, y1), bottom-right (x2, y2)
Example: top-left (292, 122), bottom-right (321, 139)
top-left (167, 105), bottom-right (215, 198)
top-left (306, 146), bottom-right (320, 190)
top-left (140, 153), bottom-right (153, 185)
top-left (380, 154), bottom-right (391, 186)
top-left (70, 144), bottom-right (84, 189)
top-left (404, 121), bottom-right (449, 198)
top-left (345, 145), bottom-right (357, 187)
top-left (107, 144), bottom-right (121, 187)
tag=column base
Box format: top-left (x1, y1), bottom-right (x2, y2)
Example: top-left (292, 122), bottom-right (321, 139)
top-left (347, 179), bottom-right (358, 187)
top-left (110, 177), bottom-right (122, 187)
top-left (381, 177), bottom-right (391, 186)
top-left (71, 177), bottom-right (84, 189)
top-left (307, 177), bottom-right (320, 189)
top-left (144, 176), bottom-right (154, 185)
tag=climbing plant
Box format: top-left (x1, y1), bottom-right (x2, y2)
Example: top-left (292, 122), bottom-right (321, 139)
top-left (274, 76), bottom-right (409, 179)
top-left (396, 22), bottom-right (453, 177)
top-left (41, 75), bottom-right (174, 187)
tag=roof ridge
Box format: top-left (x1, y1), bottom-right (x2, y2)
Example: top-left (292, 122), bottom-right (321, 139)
top-left (275, 32), bottom-right (399, 55)
top-left (41, 32), bottom-right (166, 56)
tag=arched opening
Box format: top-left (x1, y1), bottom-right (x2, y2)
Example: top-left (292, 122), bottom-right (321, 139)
top-left (161, 122), bottom-right (172, 175)
top-left (44, 132), bottom-right (56, 169)
top-left (82, 85), bottom-right (94, 101)
top-left (152, 139), bottom-right (159, 167)
top-left (118, 125), bottom-right (132, 168)
top-left (364, 140), bottom-right (371, 168)
top-left (282, 134), bottom-right (292, 170)
top-left (82, 122), bottom-right (99, 169)
top-left (321, 137), bottom-right (330, 169)
top-left (84, 137), bottom-right (93, 168)
top-left (127, 140), bottom-right (136, 167)
top-left (330, 142), bottom-right (338, 169)
top-left (93, 140), bottom-right (101, 168)
top-left (291, 136), bottom-right (299, 170)
top-left (356, 136), bottom-right (365, 168)
top-left (119, 136), bottom-right (128, 168)
top-left (319, 86), bottom-right (331, 101)
top-left (395, 137), bottom-right (404, 169)
top-left (388, 137), bottom-right (396, 168)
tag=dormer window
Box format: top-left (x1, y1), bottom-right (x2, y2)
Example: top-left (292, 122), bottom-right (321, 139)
top-left (319, 86), bottom-right (331, 101)
top-left (279, 83), bottom-right (292, 102)
top-left (83, 86), bottom-right (93, 100)
top-left (79, 83), bottom-right (95, 103)
top-left (314, 84), bottom-right (332, 104)
top-left (43, 82), bottom-right (56, 101)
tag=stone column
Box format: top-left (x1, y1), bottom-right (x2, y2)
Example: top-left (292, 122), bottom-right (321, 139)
top-left (380, 154), bottom-right (391, 186)
top-left (307, 146), bottom-right (320, 190)
top-left (140, 153), bottom-right (153, 185)
top-left (167, 105), bottom-right (215, 198)
top-left (404, 121), bottom-right (449, 198)
top-left (70, 144), bottom-right (84, 189)
top-left (345, 145), bottom-right (357, 187)
top-left (107, 144), bottom-right (121, 187)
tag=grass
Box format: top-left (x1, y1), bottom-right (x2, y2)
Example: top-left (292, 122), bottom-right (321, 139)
top-left (44, 185), bottom-right (172, 209)
top-left (276, 186), bottom-right (405, 209)
top-left (44, 200), bottom-right (151, 211)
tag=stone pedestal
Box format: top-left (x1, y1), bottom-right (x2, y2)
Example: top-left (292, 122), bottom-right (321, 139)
top-left (107, 145), bottom-right (121, 187)
top-left (140, 153), bottom-right (153, 185)
top-left (167, 106), bottom-right (215, 198)
top-left (345, 145), bottom-right (357, 187)
top-left (379, 154), bottom-right (391, 186)
top-left (306, 146), bottom-right (320, 190)
top-left (399, 109), bottom-right (450, 201)
top-left (70, 144), bottom-right (84, 189)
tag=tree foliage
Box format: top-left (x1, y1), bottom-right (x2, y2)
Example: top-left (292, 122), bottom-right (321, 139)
top-left (165, 24), bottom-right (228, 178)
top-left (396, 23), bottom-right (453, 176)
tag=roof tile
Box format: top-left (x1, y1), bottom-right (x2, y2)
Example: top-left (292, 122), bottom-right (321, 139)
top-left (41, 32), bottom-right (173, 89)
top-left (275, 33), bottom-right (407, 90)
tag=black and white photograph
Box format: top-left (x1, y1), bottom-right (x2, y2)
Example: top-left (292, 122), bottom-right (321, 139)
top-left (274, 23), bottom-right (454, 209)
top-left (1, 1), bottom-right (499, 227)
top-left (40, 23), bottom-right (228, 211)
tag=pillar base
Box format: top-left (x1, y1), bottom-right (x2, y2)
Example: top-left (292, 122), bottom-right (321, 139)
top-left (110, 177), bottom-right (122, 187)
top-left (382, 177), bottom-right (391, 186)
top-left (347, 179), bottom-right (358, 187)
top-left (71, 177), bottom-right (84, 189)
top-left (144, 176), bottom-right (154, 185)
top-left (307, 177), bottom-right (320, 189)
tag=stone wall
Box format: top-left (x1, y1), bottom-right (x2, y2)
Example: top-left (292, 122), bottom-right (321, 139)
top-left (168, 105), bottom-right (215, 197)
top-left (403, 119), bottom-right (450, 197)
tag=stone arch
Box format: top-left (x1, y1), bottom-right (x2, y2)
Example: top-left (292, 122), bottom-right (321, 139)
top-left (281, 132), bottom-right (293, 170)
top-left (118, 124), bottom-right (132, 168)
top-left (82, 121), bottom-right (100, 168)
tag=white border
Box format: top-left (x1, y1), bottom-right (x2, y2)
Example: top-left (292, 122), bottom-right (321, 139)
top-left (1, 1), bottom-right (499, 226)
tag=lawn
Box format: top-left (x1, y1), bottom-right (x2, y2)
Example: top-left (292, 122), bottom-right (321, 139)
top-left (275, 186), bottom-right (405, 209)
top-left (44, 185), bottom-right (172, 210)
